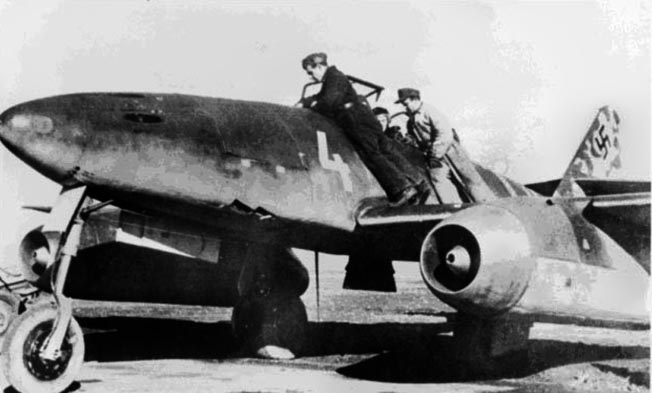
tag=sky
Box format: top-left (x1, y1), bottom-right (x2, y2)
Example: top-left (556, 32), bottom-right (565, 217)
top-left (0, 0), bottom-right (649, 261)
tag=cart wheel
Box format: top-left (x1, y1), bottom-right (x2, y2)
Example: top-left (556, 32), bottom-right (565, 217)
top-left (2, 304), bottom-right (84, 393)
top-left (0, 291), bottom-right (20, 335)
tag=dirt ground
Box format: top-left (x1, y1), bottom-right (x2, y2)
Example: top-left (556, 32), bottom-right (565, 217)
top-left (2, 252), bottom-right (649, 392)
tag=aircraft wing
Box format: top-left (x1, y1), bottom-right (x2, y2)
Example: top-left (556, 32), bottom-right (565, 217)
top-left (356, 202), bottom-right (469, 227)
top-left (354, 201), bottom-right (471, 260)
top-left (357, 191), bottom-right (649, 228)
top-left (355, 190), bottom-right (649, 264)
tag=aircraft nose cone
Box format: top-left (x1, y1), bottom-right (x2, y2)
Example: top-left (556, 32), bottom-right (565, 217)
top-left (0, 108), bottom-right (55, 147)
top-left (0, 101), bottom-right (84, 185)
top-left (0, 106), bottom-right (26, 154)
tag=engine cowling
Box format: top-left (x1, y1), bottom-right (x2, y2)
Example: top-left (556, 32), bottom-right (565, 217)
top-left (18, 228), bottom-right (62, 284)
top-left (420, 204), bottom-right (536, 316)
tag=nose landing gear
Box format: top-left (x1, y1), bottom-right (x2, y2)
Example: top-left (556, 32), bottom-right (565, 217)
top-left (2, 304), bottom-right (84, 393)
top-left (1, 186), bottom-right (88, 393)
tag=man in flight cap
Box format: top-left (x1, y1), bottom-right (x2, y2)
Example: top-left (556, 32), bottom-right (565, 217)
top-left (301, 53), bottom-right (427, 206)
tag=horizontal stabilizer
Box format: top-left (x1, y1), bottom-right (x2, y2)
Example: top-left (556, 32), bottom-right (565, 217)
top-left (528, 178), bottom-right (649, 197)
top-left (577, 192), bottom-right (651, 273)
top-left (564, 191), bottom-right (651, 210)
top-left (574, 178), bottom-right (650, 196)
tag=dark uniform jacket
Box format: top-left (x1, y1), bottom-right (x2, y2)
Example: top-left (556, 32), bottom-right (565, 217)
top-left (305, 66), bottom-right (359, 122)
top-left (304, 65), bottom-right (422, 197)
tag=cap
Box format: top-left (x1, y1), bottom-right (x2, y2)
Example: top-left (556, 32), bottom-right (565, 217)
top-left (395, 88), bottom-right (420, 104)
top-left (372, 107), bottom-right (389, 116)
top-left (301, 52), bottom-right (328, 69)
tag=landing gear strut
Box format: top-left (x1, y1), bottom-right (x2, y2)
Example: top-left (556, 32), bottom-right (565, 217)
top-left (231, 243), bottom-right (309, 359)
top-left (232, 295), bottom-right (308, 359)
top-left (453, 313), bottom-right (532, 376)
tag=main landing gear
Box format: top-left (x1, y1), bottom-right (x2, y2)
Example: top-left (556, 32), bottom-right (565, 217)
top-left (1, 186), bottom-right (88, 393)
top-left (452, 313), bottom-right (533, 377)
top-left (231, 243), bottom-right (310, 359)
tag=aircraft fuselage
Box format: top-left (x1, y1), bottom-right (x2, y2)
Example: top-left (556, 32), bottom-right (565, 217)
top-left (0, 93), bottom-right (387, 232)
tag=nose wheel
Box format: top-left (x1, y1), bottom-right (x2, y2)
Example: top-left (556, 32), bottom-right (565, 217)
top-left (0, 291), bottom-right (20, 336)
top-left (1, 304), bottom-right (84, 393)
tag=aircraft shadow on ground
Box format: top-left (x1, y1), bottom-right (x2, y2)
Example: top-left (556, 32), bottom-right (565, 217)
top-left (334, 336), bottom-right (649, 383)
top-left (79, 317), bottom-right (650, 384)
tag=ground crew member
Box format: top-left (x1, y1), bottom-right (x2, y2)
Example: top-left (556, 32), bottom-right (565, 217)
top-left (301, 53), bottom-right (426, 206)
top-left (396, 88), bottom-right (494, 203)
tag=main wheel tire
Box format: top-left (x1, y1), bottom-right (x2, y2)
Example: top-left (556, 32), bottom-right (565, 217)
top-left (232, 295), bottom-right (308, 357)
top-left (1, 304), bottom-right (84, 393)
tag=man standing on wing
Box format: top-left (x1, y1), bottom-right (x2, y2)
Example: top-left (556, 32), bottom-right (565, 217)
top-left (301, 53), bottom-right (427, 206)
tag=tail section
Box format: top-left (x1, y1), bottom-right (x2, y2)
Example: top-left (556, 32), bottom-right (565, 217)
top-left (554, 106), bottom-right (622, 197)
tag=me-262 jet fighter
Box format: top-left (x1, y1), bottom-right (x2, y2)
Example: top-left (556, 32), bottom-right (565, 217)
top-left (0, 77), bottom-right (648, 393)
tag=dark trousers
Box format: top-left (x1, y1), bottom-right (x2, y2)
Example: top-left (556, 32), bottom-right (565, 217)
top-left (339, 105), bottom-right (420, 198)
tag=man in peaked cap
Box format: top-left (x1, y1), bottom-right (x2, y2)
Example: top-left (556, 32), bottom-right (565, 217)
top-left (300, 53), bottom-right (428, 206)
top-left (396, 87), bottom-right (494, 203)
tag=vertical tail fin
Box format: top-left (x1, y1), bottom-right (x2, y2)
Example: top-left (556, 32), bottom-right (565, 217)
top-left (554, 106), bottom-right (622, 197)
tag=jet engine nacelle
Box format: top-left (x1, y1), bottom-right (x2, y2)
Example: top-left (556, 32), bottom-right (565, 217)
top-left (420, 204), bottom-right (535, 316)
top-left (420, 199), bottom-right (650, 326)
top-left (14, 207), bottom-right (309, 307)
top-left (18, 228), bottom-right (62, 284)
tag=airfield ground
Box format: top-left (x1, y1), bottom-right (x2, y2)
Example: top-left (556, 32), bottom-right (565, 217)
top-left (1, 251), bottom-right (648, 392)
